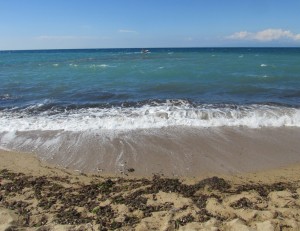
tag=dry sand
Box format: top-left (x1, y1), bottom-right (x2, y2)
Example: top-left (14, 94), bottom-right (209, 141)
top-left (1, 149), bottom-right (300, 230)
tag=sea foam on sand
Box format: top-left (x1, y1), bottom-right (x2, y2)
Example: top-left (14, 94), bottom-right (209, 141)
top-left (1, 127), bottom-right (300, 177)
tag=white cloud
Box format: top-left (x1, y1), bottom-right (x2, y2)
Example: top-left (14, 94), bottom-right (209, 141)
top-left (227, 29), bottom-right (300, 42)
top-left (227, 31), bottom-right (252, 40)
top-left (295, 34), bottom-right (300, 40)
top-left (185, 37), bottom-right (194, 41)
top-left (118, 29), bottom-right (138, 34)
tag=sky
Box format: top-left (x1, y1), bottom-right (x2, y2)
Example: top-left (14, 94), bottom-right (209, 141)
top-left (1, 0), bottom-right (300, 50)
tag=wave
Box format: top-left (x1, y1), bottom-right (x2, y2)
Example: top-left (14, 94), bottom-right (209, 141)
top-left (0, 101), bottom-right (299, 131)
top-left (0, 94), bottom-right (14, 100)
top-left (89, 64), bottom-right (116, 68)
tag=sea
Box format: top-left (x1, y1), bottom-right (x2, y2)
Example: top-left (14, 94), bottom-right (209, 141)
top-left (1, 48), bottom-right (300, 174)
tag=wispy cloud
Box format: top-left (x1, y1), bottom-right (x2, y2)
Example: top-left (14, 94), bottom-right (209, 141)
top-left (118, 29), bottom-right (138, 34)
top-left (185, 37), bottom-right (194, 41)
top-left (227, 29), bottom-right (300, 41)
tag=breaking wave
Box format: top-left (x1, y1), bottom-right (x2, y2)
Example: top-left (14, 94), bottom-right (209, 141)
top-left (0, 100), bottom-right (299, 131)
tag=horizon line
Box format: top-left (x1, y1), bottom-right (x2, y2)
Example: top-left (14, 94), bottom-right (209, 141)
top-left (1, 46), bottom-right (300, 52)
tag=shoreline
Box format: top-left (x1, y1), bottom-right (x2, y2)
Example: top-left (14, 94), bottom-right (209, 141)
top-left (1, 148), bottom-right (300, 183)
top-left (2, 127), bottom-right (300, 177)
top-left (1, 149), bottom-right (300, 230)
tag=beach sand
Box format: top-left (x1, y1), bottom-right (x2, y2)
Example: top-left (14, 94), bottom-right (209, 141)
top-left (1, 148), bottom-right (300, 231)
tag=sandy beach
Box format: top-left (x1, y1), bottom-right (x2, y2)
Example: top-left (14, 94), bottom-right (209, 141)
top-left (1, 149), bottom-right (300, 231)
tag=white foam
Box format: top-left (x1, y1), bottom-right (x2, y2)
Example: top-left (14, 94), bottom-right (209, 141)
top-left (0, 104), bottom-right (300, 132)
top-left (0, 94), bottom-right (12, 100)
top-left (89, 64), bottom-right (116, 69)
top-left (0, 131), bottom-right (16, 146)
top-left (0, 145), bottom-right (12, 151)
top-left (260, 64), bottom-right (267, 67)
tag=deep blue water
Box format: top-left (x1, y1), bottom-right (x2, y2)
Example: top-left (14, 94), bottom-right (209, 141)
top-left (0, 48), bottom-right (300, 131)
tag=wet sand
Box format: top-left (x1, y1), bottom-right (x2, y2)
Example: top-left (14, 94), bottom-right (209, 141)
top-left (2, 127), bottom-right (300, 177)
top-left (1, 149), bottom-right (300, 230)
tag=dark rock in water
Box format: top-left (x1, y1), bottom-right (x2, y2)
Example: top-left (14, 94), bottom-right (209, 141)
top-left (127, 168), bottom-right (135, 173)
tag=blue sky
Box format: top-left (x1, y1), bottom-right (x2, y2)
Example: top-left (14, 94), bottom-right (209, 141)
top-left (1, 0), bottom-right (300, 50)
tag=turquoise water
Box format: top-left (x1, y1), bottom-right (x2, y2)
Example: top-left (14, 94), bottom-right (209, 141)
top-left (0, 48), bottom-right (300, 131)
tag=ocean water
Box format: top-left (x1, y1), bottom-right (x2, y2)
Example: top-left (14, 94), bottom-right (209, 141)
top-left (1, 48), bottom-right (300, 131)
top-left (1, 48), bottom-right (300, 174)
